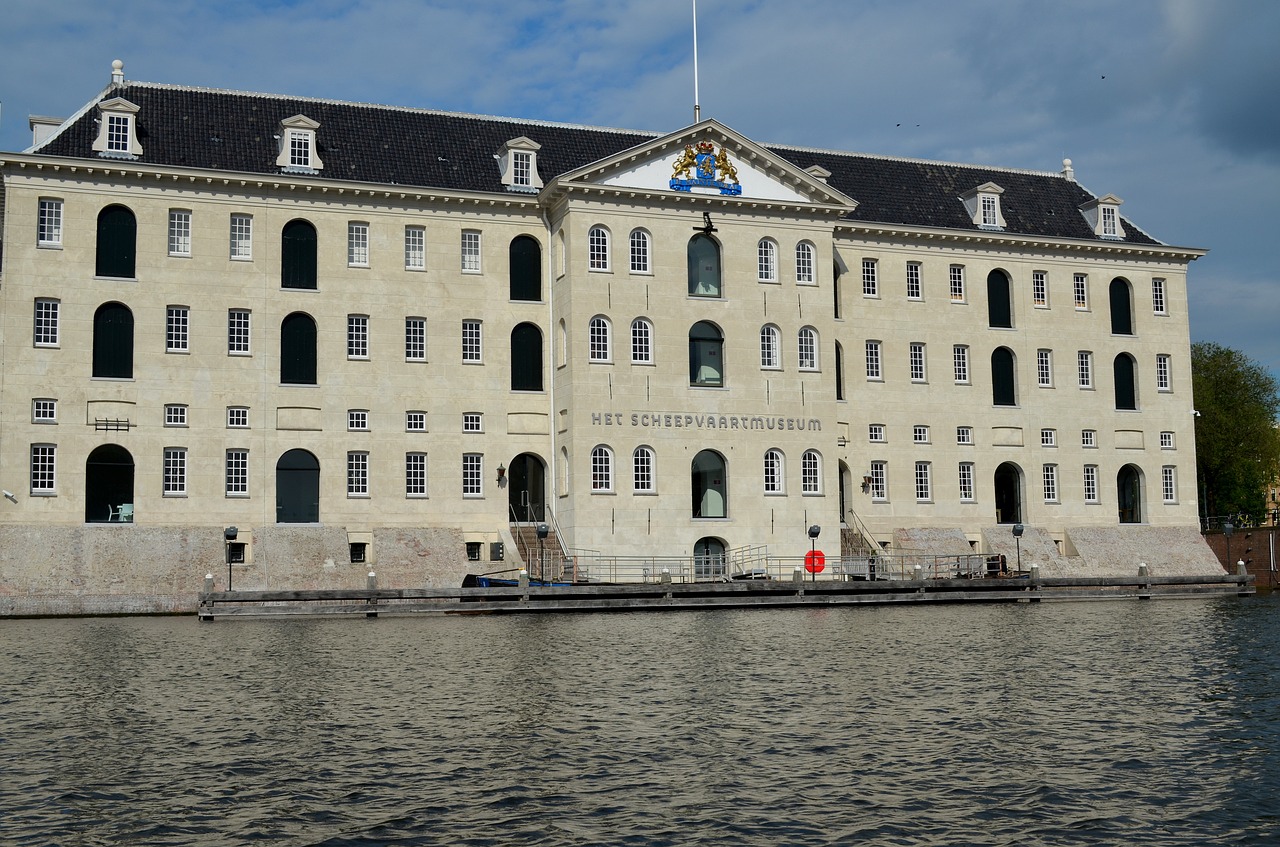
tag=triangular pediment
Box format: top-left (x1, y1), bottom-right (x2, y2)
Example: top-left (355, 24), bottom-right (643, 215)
top-left (548, 119), bottom-right (856, 211)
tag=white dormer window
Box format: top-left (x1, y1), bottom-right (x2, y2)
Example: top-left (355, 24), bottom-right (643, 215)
top-left (1080, 194), bottom-right (1124, 240)
top-left (496, 136), bottom-right (544, 192)
top-left (275, 115), bottom-right (323, 174)
top-left (959, 182), bottom-right (1006, 230)
top-left (92, 98), bottom-right (142, 159)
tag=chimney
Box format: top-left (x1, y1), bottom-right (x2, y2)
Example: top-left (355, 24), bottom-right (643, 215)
top-left (1061, 157), bottom-right (1075, 182)
top-left (111, 59), bottom-right (124, 85)
top-left (29, 116), bottom-right (65, 148)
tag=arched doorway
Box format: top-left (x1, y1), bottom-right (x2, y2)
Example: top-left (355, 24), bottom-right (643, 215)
top-left (507, 453), bottom-right (546, 523)
top-left (1110, 278), bottom-right (1133, 335)
top-left (994, 462), bottom-right (1022, 524)
top-left (1118, 464), bottom-right (1143, 524)
top-left (276, 449), bottom-right (320, 523)
top-left (692, 450), bottom-right (728, 518)
top-left (693, 536), bottom-right (727, 580)
top-left (85, 444), bottom-right (135, 523)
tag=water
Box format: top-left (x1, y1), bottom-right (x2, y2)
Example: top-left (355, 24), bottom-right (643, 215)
top-left (2, 596), bottom-right (1278, 846)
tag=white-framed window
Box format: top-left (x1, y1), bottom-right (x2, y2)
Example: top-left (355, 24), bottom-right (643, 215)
top-left (34, 299), bottom-right (60, 347)
top-left (953, 345), bottom-right (970, 384)
top-left (958, 462), bottom-right (975, 501)
top-left (956, 426), bottom-right (973, 445)
top-left (802, 450), bottom-right (821, 494)
top-left (913, 425), bottom-right (930, 444)
top-left (869, 461), bottom-right (887, 501)
top-left (406, 411), bottom-right (427, 432)
top-left (38, 199), bottom-right (63, 247)
top-left (906, 262), bottom-right (922, 299)
top-left (798, 327), bottom-right (818, 371)
top-left (1162, 466), bottom-right (1177, 503)
top-left (764, 449), bottom-right (784, 494)
top-left (405, 317), bottom-right (426, 361)
top-left (1041, 428), bottom-right (1056, 447)
top-left (1037, 349), bottom-right (1053, 387)
top-left (33, 399), bottom-right (57, 423)
top-left (167, 306), bottom-right (189, 353)
top-left (289, 130), bottom-right (313, 169)
top-left (914, 462), bottom-right (932, 502)
top-left (862, 259), bottom-right (878, 296)
top-left (1043, 464), bottom-right (1058, 503)
top-left (588, 226), bottom-right (611, 271)
top-left (1074, 274), bottom-right (1089, 309)
top-left (462, 412), bottom-right (483, 433)
top-left (866, 341), bottom-right (882, 380)
top-left (347, 315), bottom-right (369, 359)
top-left (1032, 271), bottom-right (1048, 307)
top-left (348, 410), bottom-right (369, 431)
top-left (1152, 278), bottom-right (1167, 315)
top-left (795, 242), bottom-right (816, 284)
top-left (461, 230), bottom-right (482, 273)
top-left (227, 406), bottom-right (249, 428)
top-left (589, 316), bottom-right (611, 362)
top-left (406, 452), bottom-right (428, 497)
top-left (347, 451), bottom-right (369, 496)
top-left (164, 404), bottom-right (188, 427)
top-left (869, 423), bottom-right (886, 443)
top-left (761, 325), bottom-right (781, 369)
top-left (909, 342), bottom-right (926, 382)
top-left (512, 151), bottom-right (532, 187)
top-left (591, 445), bottom-right (613, 492)
top-left (348, 222), bottom-right (369, 267)
top-left (981, 194), bottom-right (1000, 227)
top-left (228, 309), bottom-right (250, 355)
top-left (1161, 431), bottom-right (1175, 450)
top-left (633, 446), bottom-right (655, 493)
top-left (631, 318), bottom-right (653, 364)
top-left (168, 210), bottom-right (192, 256)
top-left (163, 447), bottom-right (187, 495)
top-left (462, 320), bottom-right (482, 362)
top-left (462, 453), bottom-right (483, 497)
top-left (950, 265), bottom-right (966, 302)
top-left (225, 449), bottom-right (248, 496)
top-left (757, 239), bottom-right (778, 283)
top-left (630, 229), bottom-right (651, 274)
top-left (1081, 429), bottom-right (1097, 448)
top-left (1156, 354), bottom-right (1172, 391)
top-left (106, 113), bottom-right (133, 154)
top-left (31, 444), bottom-right (56, 494)
top-left (404, 226), bottom-right (425, 271)
top-left (230, 214), bottom-right (253, 260)
top-left (1084, 465), bottom-right (1099, 503)
top-left (1078, 351), bottom-right (1093, 388)
top-left (1101, 205), bottom-right (1119, 238)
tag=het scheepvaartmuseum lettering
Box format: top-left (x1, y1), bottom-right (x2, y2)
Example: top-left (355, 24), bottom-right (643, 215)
top-left (670, 141), bottom-right (742, 196)
top-left (592, 412), bottom-right (821, 432)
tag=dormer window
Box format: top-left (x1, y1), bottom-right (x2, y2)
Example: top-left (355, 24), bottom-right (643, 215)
top-left (276, 115), bottom-right (323, 174)
top-left (92, 97), bottom-right (142, 159)
top-left (1079, 194), bottom-right (1124, 240)
top-left (959, 182), bottom-right (1006, 230)
top-left (496, 137), bottom-right (543, 192)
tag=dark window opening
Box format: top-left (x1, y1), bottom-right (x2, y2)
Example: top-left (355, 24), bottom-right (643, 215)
top-left (510, 322), bottom-right (544, 391)
top-left (349, 543), bottom-right (367, 564)
top-left (1114, 353), bottom-right (1137, 410)
top-left (466, 542), bottom-right (482, 561)
top-left (1110, 278), bottom-right (1134, 335)
top-left (96, 205), bottom-right (137, 278)
top-left (282, 219), bottom-right (318, 289)
top-left (280, 312), bottom-right (317, 385)
top-left (509, 235), bottom-right (542, 301)
top-left (991, 347), bottom-right (1016, 406)
top-left (687, 234), bottom-right (722, 297)
top-left (987, 269), bottom-right (1012, 328)
top-left (228, 542), bottom-right (247, 564)
top-left (93, 302), bottom-right (134, 378)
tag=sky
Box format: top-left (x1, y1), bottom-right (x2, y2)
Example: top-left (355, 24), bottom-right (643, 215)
top-left (2, 0), bottom-right (1278, 376)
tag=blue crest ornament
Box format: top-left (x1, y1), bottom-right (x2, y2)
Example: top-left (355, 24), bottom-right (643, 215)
top-left (670, 142), bottom-right (742, 195)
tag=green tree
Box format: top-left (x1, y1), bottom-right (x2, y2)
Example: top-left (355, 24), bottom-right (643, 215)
top-left (1191, 342), bottom-right (1280, 522)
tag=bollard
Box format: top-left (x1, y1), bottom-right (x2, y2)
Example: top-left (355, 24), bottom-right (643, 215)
top-left (518, 568), bottom-right (529, 601)
top-left (661, 567), bottom-right (672, 601)
top-left (204, 573), bottom-right (214, 593)
top-left (1237, 560), bottom-right (1247, 576)
top-left (1138, 562), bottom-right (1151, 600)
top-left (366, 571), bottom-right (378, 618)
top-left (200, 573), bottom-right (216, 622)
top-left (1237, 560), bottom-right (1251, 596)
top-left (1029, 563), bottom-right (1041, 602)
top-left (793, 566), bottom-right (804, 595)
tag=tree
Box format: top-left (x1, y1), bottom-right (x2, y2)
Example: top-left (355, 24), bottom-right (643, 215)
top-left (1191, 342), bottom-right (1280, 522)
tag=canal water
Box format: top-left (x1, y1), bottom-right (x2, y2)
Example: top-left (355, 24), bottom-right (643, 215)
top-left (2, 595), bottom-right (1277, 846)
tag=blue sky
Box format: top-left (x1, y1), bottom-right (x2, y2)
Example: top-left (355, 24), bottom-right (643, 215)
top-left (3, 0), bottom-right (1277, 376)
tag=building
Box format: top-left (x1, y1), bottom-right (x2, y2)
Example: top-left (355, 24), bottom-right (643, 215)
top-left (0, 62), bottom-right (1221, 614)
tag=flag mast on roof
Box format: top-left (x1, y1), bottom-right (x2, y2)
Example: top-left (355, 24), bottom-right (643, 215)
top-left (692, 0), bottom-right (701, 123)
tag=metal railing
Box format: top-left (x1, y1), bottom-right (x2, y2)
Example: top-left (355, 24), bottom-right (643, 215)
top-left (553, 550), bottom-right (995, 583)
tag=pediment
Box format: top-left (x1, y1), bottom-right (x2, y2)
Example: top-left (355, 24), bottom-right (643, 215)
top-left (550, 119), bottom-right (856, 211)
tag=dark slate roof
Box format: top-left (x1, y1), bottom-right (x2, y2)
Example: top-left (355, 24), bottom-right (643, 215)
top-left (34, 82), bottom-right (1160, 246)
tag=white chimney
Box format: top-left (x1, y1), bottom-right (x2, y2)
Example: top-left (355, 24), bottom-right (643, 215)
top-left (29, 115), bottom-right (65, 147)
top-left (1061, 157), bottom-right (1075, 182)
top-left (111, 59), bottom-right (124, 85)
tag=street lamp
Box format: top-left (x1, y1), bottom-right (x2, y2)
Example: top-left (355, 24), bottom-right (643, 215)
top-left (224, 526), bottom-right (238, 591)
top-left (1223, 521), bottom-right (1234, 570)
top-left (808, 524), bottom-right (821, 582)
top-left (1012, 523), bottom-right (1024, 574)
top-left (536, 523), bottom-right (549, 582)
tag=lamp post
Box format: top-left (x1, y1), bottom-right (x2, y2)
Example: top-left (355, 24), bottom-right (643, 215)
top-left (808, 524), bottom-right (821, 582)
top-left (224, 526), bottom-right (238, 591)
top-left (1224, 521), bottom-right (1234, 570)
top-left (536, 522), bottom-right (549, 582)
top-left (1012, 523), bottom-right (1024, 574)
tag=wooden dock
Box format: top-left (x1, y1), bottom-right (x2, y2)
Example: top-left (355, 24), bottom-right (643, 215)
top-left (197, 570), bottom-right (1255, 620)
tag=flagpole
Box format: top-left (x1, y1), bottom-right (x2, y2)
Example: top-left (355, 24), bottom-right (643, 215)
top-left (692, 0), bottom-right (700, 123)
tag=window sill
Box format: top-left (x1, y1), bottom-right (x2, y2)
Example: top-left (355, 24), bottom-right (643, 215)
top-left (37, 243), bottom-right (64, 250)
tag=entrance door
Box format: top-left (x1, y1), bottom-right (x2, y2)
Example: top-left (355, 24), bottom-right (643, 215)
top-left (276, 449), bottom-right (320, 523)
top-left (994, 462), bottom-right (1022, 524)
top-left (694, 537), bottom-right (726, 580)
top-left (507, 453), bottom-right (546, 522)
top-left (1118, 465), bottom-right (1143, 524)
top-left (85, 444), bottom-right (135, 523)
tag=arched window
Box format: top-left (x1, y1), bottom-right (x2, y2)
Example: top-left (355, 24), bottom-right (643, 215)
top-left (757, 239), bottom-right (778, 282)
top-left (835, 342), bottom-right (846, 400)
top-left (510, 322), bottom-right (543, 391)
top-left (280, 312), bottom-right (317, 384)
top-left (1114, 353), bottom-right (1137, 410)
top-left (588, 316), bottom-right (611, 362)
top-left (991, 347), bottom-right (1016, 406)
top-left (92, 302), bottom-right (134, 378)
top-left (588, 225), bottom-right (610, 271)
top-left (557, 319), bottom-right (567, 368)
top-left (987, 269), bottom-right (1013, 328)
top-left (509, 235), bottom-right (541, 301)
top-left (590, 445), bottom-right (613, 492)
top-left (798, 326), bottom-right (819, 370)
top-left (96, 205), bottom-right (137, 278)
top-left (760, 325), bottom-right (781, 369)
top-left (689, 321), bottom-right (723, 386)
top-left (802, 450), bottom-right (822, 494)
top-left (795, 241), bottom-right (816, 284)
top-left (692, 450), bottom-right (727, 518)
top-left (629, 229), bottom-right (651, 273)
top-left (631, 318), bottom-right (653, 364)
top-left (763, 449), bottom-right (784, 494)
top-left (1110, 277), bottom-right (1134, 335)
top-left (281, 219), bottom-right (318, 289)
top-left (833, 261), bottom-right (843, 319)
top-left (688, 234), bottom-right (721, 296)
top-left (633, 446), bottom-right (655, 492)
